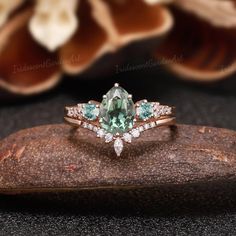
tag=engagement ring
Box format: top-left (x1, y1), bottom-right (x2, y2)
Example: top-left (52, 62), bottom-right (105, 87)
top-left (65, 83), bottom-right (176, 156)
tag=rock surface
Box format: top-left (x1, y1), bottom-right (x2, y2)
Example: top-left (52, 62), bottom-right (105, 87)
top-left (0, 124), bottom-right (235, 196)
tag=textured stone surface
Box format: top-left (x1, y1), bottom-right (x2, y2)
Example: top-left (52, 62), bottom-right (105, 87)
top-left (0, 124), bottom-right (235, 194)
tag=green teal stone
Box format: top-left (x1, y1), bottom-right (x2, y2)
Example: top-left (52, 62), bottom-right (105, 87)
top-left (138, 102), bottom-right (154, 120)
top-left (99, 85), bottom-right (135, 134)
top-left (82, 104), bottom-right (99, 120)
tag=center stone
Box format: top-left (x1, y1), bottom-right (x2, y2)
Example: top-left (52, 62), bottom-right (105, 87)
top-left (99, 85), bottom-right (135, 134)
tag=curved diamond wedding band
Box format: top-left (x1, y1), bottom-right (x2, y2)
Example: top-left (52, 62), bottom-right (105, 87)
top-left (64, 83), bottom-right (176, 156)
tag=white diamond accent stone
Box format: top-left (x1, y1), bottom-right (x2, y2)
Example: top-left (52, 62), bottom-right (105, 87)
top-left (154, 113), bottom-right (161, 118)
top-left (165, 107), bottom-right (172, 115)
top-left (114, 138), bottom-right (124, 156)
top-left (82, 123), bottom-right (88, 129)
top-left (97, 129), bottom-right (106, 138)
top-left (150, 122), bottom-right (156, 128)
top-left (67, 108), bottom-right (75, 117)
top-left (105, 133), bottom-right (113, 143)
top-left (93, 126), bottom-right (98, 132)
top-left (131, 129), bottom-right (140, 138)
top-left (155, 110), bottom-right (162, 118)
top-left (144, 124), bottom-right (150, 130)
top-left (139, 126), bottom-right (144, 132)
top-left (123, 133), bottom-right (132, 143)
top-left (154, 105), bottom-right (172, 117)
top-left (66, 107), bottom-right (80, 118)
top-left (88, 124), bottom-right (93, 130)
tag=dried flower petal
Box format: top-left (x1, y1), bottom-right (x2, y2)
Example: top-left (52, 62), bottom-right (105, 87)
top-left (91, 0), bottom-right (173, 47)
top-left (0, 0), bottom-right (24, 27)
top-left (29, 0), bottom-right (79, 51)
top-left (144, 0), bottom-right (172, 5)
top-left (0, 8), bottom-right (61, 95)
top-left (61, 0), bottom-right (173, 74)
top-left (60, 0), bottom-right (108, 74)
top-left (175, 0), bottom-right (236, 28)
top-left (155, 8), bottom-right (236, 81)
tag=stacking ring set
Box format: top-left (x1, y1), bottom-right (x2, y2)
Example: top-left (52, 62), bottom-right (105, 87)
top-left (65, 83), bottom-right (176, 156)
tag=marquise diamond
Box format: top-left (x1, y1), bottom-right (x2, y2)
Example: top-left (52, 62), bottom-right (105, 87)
top-left (114, 138), bottom-right (124, 156)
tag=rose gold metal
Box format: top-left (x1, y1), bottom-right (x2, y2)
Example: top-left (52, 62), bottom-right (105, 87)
top-left (64, 101), bottom-right (176, 132)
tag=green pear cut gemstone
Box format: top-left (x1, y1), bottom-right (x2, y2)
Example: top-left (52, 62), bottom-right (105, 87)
top-left (99, 85), bottom-right (135, 134)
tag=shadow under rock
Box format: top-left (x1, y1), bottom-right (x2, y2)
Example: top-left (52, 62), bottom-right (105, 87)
top-left (1, 181), bottom-right (236, 217)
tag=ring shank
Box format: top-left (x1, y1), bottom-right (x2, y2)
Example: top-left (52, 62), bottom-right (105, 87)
top-left (155, 117), bottom-right (176, 127)
top-left (64, 116), bottom-right (176, 129)
top-left (64, 102), bottom-right (176, 130)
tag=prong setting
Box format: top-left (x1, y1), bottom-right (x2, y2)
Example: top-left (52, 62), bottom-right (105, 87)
top-left (65, 84), bottom-right (175, 157)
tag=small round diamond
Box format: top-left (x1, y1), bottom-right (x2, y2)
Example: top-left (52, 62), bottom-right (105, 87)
top-left (154, 105), bottom-right (172, 117)
top-left (93, 126), bottom-right (98, 132)
top-left (150, 122), bottom-right (156, 128)
top-left (105, 133), bottom-right (113, 143)
top-left (154, 103), bottom-right (161, 117)
top-left (82, 104), bottom-right (99, 121)
top-left (82, 122), bottom-right (88, 129)
top-left (144, 124), bottom-right (150, 130)
top-left (137, 102), bottom-right (154, 120)
top-left (123, 133), bottom-right (132, 143)
top-left (97, 129), bottom-right (106, 138)
top-left (131, 129), bottom-right (140, 138)
top-left (165, 107), bottom-right (172, 115)
top-left (88, 124), bottom-right (93, 130)
top-left (139, 126), bottom-right (144, 132)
